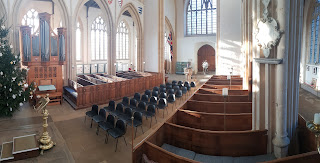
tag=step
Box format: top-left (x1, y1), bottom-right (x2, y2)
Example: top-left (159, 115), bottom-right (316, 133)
top-left (0, 142), bottom-right (14, 162)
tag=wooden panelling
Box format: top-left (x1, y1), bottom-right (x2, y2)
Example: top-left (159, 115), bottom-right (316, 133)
top-left (202, 84), bottom-right (243, 90)
top-left (197, 88), bottom-right (249, 95)
top-left (206, 80), bottom-right (243, 85)
top-left (170, 110), bottom-right (252, 131)
top-left (297, 115), bottom-right (317, 153)
top-left (191, 94), bottom-right (251, 102)
top-left (148, 123), bottom-right (267, 157)
top-left (186, 100), bottom-right (252, 113)
top-left (266, 151), bottom-right (320, 163)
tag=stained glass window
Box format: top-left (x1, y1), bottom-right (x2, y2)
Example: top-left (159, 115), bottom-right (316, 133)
top-left (186, 0), bottom-right (216, 35)
top-left (91, 16), bottom-right (108, 60)
top-left (310, 19), bottom-right (314, 64)
top-left (21, 9), bottom-right (39, 34)
top-left (116, 21), bottom-right (129, 60)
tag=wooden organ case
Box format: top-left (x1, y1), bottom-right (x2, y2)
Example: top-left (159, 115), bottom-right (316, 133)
top-left (20, 12), bottom-right (67, 105)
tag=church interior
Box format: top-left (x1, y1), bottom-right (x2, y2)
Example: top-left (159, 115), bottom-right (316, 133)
top-left (0, 0), bottom-right (320, 162)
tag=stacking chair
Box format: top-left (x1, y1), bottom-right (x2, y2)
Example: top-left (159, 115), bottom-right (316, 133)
top-left (173, 85), bottom-right (180, 93)
top-left (143, 105), bottom-right (157, 128)
top-left (190, 81), bottom-right (196, 88)
top-left (181, 86), bottom-right (188, 100)
top-left (85, 105), bottom-right (98, 124)
top-left (178, 81), bottom-right (183, 86)
top-left (172, 80), bottom-right (177, 86)
top-left (149, 96), bottom-right (158, 106)
top-left (121, 97), bottom-right (130, 107)
top-left (159, 92), bottom-right (167, 99)
top-left (106, 119), bottom-right (127, 152)
top-left (175, 90), bottom-right (183, 104)
top-left (157, 98), bottom-right (168, 118)
top-left (144, 90), bottom-right (152, 98)
top-left (166, 85), bottom-right (173, 90)
top-left (167, 88), bottom-right (175, 95)
top-left (153, 87), bottom-right (160, 92)
top-left (167, 94), bottom-right (176, 110)
top-left (141, 94), bottom-right (149, 103)
top-left (134, 102), bottom-right (147, 113)
top-left (184, 81), bottom-right (191, 92)
top-left (160, 87), bottom-right (166, 93)
top-left (92, 108), bottom-right (106, 128)
top-left (129, 98), bottom-right (138, 111)
top-left (104, 101), bottom-right (116, 113)
top-left (160, 84), bottom-right (166, 89)
top-left (97, 114), bottom-right (115, 137)
top-left (111, 103), bottom-right (124, 117)
top-left (127, 112), bottom-right (144, 138)
top-left (118, 107), bottom-right (133, 123)
top-left (152, 91), bottom-right (159, 98)
top-left (134, 93), bottom-right (141, 102)
top-left (166, 82), bottom-right (172, 87)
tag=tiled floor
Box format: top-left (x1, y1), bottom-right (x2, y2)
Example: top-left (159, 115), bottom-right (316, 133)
top-left (0, 72), bottom-right (212, 163)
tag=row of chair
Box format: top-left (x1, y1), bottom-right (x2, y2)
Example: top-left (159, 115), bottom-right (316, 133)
top-left (84, 80), bottom-right (196, 152)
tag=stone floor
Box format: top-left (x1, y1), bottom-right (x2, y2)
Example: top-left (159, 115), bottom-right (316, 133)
top-left (299, 87), bottom-right (320, 121)
top-left (0, 72), bottom-right (213, 163)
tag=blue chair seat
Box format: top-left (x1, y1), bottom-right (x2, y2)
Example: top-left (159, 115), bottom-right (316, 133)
top-left (108, 128), bottom-right (125, 139)
top-left (142, 111), bottom-right (155, 118)
top-left (86, 111), bottom-right (97, 118)
top-left (93, 115), bottom-right (105, 123)
top-left (99, 121), bottom-right (114, 131)
top-left (64, 87), bottom-right (78, 98)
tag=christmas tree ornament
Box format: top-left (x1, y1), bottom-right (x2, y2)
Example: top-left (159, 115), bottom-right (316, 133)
top-left (10, 108), bottom-right (12, 112)
top-left (4, 86), bottom-right (6, 88)
top-left (19, 103), bottom-right (23, 106)
top-left (0, 71), bottom-right (3, 75)
top-left (10, 61), bottom-right (13, 64)
top-left (0, 52), bottom-right (2, 57)
top-left (1, 25), bottom-right (4, 29)
top-left (10, 45), bottom-right (13, 48)
top-left (15, 55), bottom-right (18, 59)
top-left (12, 77), bottom-right (16, 81)
top-left (12, 94), bottom-right (16, 99)
top-left (9, 88), bottom-right (12, 92)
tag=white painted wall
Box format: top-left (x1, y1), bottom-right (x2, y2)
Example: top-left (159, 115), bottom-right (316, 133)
top-left (217, 0), bottom-right (242, 75)
top-left (143, 0), bottom-right (159, 72)
top-left (176, 0), bottom-right (216, 74)
top-left (164, 0), bottom-right (175, 32)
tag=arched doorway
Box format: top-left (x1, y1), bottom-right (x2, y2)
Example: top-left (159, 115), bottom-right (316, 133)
top-left (198, 45), bottom-right (215, 72)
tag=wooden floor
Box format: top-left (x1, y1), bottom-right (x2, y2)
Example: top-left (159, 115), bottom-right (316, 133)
top-left (0, 73), bottom-right (212, 163)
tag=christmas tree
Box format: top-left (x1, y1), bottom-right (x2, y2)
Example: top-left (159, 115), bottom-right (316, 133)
top-left (0, 17), bottom-right (34, 117)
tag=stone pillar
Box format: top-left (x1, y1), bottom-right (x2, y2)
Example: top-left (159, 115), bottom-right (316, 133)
top-left (272, 0), bottom-right (290, 158)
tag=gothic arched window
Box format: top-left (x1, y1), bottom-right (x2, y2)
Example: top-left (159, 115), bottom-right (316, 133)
top-left (91, 16), bottom-right (108, 60)
top-left (309, 1), bottom-right (320, 64)
top-left (116, 21), bottom-right (129, 60)
top-left (21, 9), bottom-right (39, 34)
top-left (186, 0), bottom-right (217, 35)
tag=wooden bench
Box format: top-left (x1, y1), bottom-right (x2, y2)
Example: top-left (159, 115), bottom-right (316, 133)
top-left (206, 80), bottom-right (243, 85)
top-left (202, 84), bottom-right (243, 90)
top-left (265, 151), bottom-right (320, 163)
top-left (168, 110), bottom-right (252, 131)
top-left (191, 93), bottom-right (251, 102)
top-left (185, 100), bottom-right (252, 113)
top-left (197, 88), bottom-right (249, 95)
top-left (133, 123), bottom-right (268, 162)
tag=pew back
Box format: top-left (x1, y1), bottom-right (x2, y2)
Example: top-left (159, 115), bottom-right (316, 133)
top-left (186, 100), bottom-right (252, 113)
top-left (191, 93), bottom-right (251, 102)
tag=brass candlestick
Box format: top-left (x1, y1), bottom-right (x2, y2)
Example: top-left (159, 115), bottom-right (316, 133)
top-left (34, 95), bottom-right (55, 155)
top-left (306, 121), bottom-right (320, 154)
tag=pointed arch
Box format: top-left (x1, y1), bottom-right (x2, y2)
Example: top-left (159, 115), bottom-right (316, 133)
top-left (117, 3), bottom-right (143, 71)
top-left (0, 0), bottom-right (6, 19)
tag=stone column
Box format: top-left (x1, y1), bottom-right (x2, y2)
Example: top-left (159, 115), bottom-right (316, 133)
top-left (272, 0), bottom-right (290, 158)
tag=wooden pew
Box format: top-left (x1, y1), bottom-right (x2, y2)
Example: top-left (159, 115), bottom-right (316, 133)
top-left (143, 123), bottom-right (267, 158)
top-left (265, 151), bottom-right (320, 163)
top-left (167, 110), bottom-right (252, 131)
top-left (206, 80), bottom-right (243, 85)
top-left (210, 75), bottom-right (241, 79)
top-left (191, 93), bottom-right (251, 102)
top-left (77, 77), bottom-right (96, 108)
top-left (133, 141), bottom-right (197, 163)
top-left (63, 79), bottom-right (83, 109)
top-left (202, 84), bottom-right (243, 90)
top-left (197, 88), bottom-right (249, 95)
top-left (185, 100), bottom-right (252, 113)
